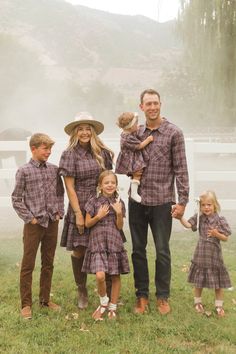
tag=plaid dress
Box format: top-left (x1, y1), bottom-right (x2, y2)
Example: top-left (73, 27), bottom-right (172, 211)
top-left (59, 145), bottom-right (112, 250)
top-left (82, 195), bottom-right (130, 275)
top-left (115, 132), bottom-right (149, 175)
top-left (187, 213), bottom-right (231, 288)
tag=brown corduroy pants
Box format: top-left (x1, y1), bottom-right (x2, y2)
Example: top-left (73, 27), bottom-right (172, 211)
top-left (20, 220), bottom-right (58, 308)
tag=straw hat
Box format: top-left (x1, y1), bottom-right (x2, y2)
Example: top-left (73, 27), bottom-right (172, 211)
top-left (64, 112), bottom-right (104, 135)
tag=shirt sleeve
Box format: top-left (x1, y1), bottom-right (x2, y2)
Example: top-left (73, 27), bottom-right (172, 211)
top-left (56, 172), bottom-right (65, 217)
top-left (172, 130), bottom-right (189, 205)
top-left (11, 168), bottom-right (34, 223)
top-left (102, 149), bottom-right (113, 170)
top-left (121, 134), bottom-right (141, 152)
top-left (59, 149), bottom-right (76, 177)
top-left (218, 216), bottom-right (231, 236)
top-left (84, 196), bottom-right (96, 217)
top-left (187, 213), bottom-right (198, 232)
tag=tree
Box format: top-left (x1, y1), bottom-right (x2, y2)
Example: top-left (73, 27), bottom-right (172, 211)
top-left (178, 0), bottom-right (236, 126)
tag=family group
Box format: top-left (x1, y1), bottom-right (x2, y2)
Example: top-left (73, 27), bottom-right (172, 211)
top-left (11, 89), bottom-right (232, 320)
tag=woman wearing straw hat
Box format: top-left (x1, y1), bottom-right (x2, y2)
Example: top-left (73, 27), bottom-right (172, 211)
top-left (59, 112), bottom-right (114, 309)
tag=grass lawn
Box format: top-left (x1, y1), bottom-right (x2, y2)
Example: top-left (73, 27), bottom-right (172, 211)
top-left (0, 228), bottom-right (236, 354)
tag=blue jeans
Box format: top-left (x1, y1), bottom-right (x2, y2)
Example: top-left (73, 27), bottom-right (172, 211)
top-left (129, 200), bottom-right (172, 299)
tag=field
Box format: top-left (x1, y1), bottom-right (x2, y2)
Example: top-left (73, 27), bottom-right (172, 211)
top-left (0, 229), bottom-right (236, 354)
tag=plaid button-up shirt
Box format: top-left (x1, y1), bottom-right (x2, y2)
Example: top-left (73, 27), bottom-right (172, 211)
top-left (138, 118), bottom-right (189, 206)
top-left (12, 158), bottom-right (64, 227)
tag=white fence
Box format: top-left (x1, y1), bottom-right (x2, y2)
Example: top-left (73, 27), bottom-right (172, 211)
top-left (0, 139), bottom-right (236, 221)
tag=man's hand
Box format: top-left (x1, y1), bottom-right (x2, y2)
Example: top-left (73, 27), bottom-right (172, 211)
top-left (171, 204), bottom-right (185, 220)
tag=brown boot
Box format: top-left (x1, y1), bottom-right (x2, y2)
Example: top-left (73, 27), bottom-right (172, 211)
top-left (134, 297), bottom-right (149, 314)
top-left (71, 256), bottom-right (88, 309)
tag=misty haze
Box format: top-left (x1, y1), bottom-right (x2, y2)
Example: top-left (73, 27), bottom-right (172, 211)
top-left (0, 0), bottom-right (236, 234)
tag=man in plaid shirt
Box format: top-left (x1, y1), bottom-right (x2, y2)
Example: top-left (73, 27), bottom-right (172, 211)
top-left (129, 89), bottom-right (189, 315)
top-left (12, 133), bottom-right (64, 319)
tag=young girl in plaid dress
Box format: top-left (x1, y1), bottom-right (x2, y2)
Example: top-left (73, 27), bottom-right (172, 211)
top-left (115, 112), bottom-right (153, 203)
top-left (82, 170), bottom-right (130, 320)
top-left (180, 190), bottom-right (232, 317)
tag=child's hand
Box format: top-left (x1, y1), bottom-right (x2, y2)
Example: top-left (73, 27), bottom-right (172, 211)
top-left (31, 218), bottom-right (38, 225)
top-left (147, 135), bottom-right (154, 143)
top-left (97, 205), bottom-right (110, 220)
top-left (207, 228), bottom-right (218, 238)
top-left (111, 200), bottom-right (122, 215)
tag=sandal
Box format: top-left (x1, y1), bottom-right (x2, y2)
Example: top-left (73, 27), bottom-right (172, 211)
top-left (108, 310), bottom-right (117, 320)
top-left (215, 306), bottom-right (225, 317)
top-left (194, 303), bottom-right (205, 314)
top-left (92, 304), bottom-right (108, 320)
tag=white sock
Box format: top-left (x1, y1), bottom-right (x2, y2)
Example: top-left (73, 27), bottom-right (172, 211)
top-left (215, 300), bottom-right (223, 307)
top-left (108, 303), bottom-right (117, 311)
top-left (194, 297), bottom-right (202, 304)
top-left (100, 294), bottom-right (109, 307)
top-left (130, 179), bottom-right (141, 203)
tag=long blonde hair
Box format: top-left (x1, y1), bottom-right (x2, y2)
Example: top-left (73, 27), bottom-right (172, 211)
top-left (67, 124), bottom-right (114, 169)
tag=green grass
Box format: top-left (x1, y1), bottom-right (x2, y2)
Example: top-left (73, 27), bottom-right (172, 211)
top-left (0, 229), bottom-right (236, 354)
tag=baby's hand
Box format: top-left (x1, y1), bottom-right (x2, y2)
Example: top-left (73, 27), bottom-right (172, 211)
top-left (97, 205), bottom-right (110, 220)
top-left (147, 135), bottom-right (154, 143)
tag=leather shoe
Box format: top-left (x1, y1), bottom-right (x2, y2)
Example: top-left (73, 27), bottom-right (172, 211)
top-left (40, 301), bottom-right (61, 311)
top-left (156, 298), bottom-right (171, 315)
top-left (21, 306), bottom-right (32, 319)
top-left (134, 297), bottom-right (149, 314)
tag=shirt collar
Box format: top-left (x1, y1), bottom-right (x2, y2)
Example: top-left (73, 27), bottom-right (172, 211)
top-left (30, 158), bottom-right (47, 168)
top-left (74, 143), bottom-right (91, 156)
top-left (142, 117), bottom-right (168, 134)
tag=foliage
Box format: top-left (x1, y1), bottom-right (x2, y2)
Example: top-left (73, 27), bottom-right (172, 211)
top-left (0, 230), bottom-right (236, 353)
top-left (178, 0), bottom-right (236, 126)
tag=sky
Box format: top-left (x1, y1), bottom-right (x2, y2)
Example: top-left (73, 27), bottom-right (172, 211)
top-left (64, 0), bottom-right (181, 22)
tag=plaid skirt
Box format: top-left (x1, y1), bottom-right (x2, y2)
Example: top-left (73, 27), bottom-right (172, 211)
top-left (188, 239), bottom-right (231, 288)
top-left (82, 249), bottom-right (130, 275)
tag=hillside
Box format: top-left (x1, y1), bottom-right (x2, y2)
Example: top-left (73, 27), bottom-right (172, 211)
top-left (0, 0), bottom-right (182, 135)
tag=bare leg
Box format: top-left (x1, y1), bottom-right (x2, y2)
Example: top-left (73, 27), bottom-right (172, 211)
top-left (194, 287), bottom-right (204, 313)
top-left (110, 275), bottom-right (121, 305)
top-left (96, 271), bottom-right (106, 297)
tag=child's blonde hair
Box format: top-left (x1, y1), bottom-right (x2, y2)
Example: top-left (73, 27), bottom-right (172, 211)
top-left (29, 133), bottom-right (55, 148)
top-left (97, 170), bottom-right (119, 198)
top-left (117, 112), bottom-right (138, 129)
top-left (199, 190), bottom-right (221, 213)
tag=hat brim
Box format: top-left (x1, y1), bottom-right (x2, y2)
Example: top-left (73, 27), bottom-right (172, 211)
top-left (64, 119), bottom-right (104, 135)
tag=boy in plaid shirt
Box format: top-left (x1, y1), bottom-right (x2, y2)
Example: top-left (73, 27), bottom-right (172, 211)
top-left (12, 133), bottom-right (64, 319)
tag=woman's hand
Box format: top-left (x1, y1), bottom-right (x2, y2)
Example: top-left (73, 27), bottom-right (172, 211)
top-left (75, 213), bottom-right (85, 234)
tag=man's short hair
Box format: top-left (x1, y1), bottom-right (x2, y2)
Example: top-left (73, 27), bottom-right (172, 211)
top-left (140, 89), bottom-right (161, 103)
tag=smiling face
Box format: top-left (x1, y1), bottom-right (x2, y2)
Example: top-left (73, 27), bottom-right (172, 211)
top-left (31, 144), bottom-right (52, 162)
top-left (140, 93), bottom-right (161, 125)
top-left (200, 197), bottom-right (215, 216)
top-left (100, 174), bottom-right (117, 197)
top-left (77, 123), bottom-right (92, 146)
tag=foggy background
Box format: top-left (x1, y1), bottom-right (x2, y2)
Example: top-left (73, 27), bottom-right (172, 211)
top-left (0, 0), bottom-right (236, 235)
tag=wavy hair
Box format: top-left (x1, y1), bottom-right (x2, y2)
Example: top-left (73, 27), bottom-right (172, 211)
top-left (67, 124), bottom-right (114, 170)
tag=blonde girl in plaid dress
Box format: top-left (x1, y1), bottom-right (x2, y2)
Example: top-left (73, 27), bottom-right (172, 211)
top-left (180, 190), bottom-right (232, 317)
top-left (82, 170), bottom-right (130, 320)
top-left (115, 112), bottom-right (153, 203)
